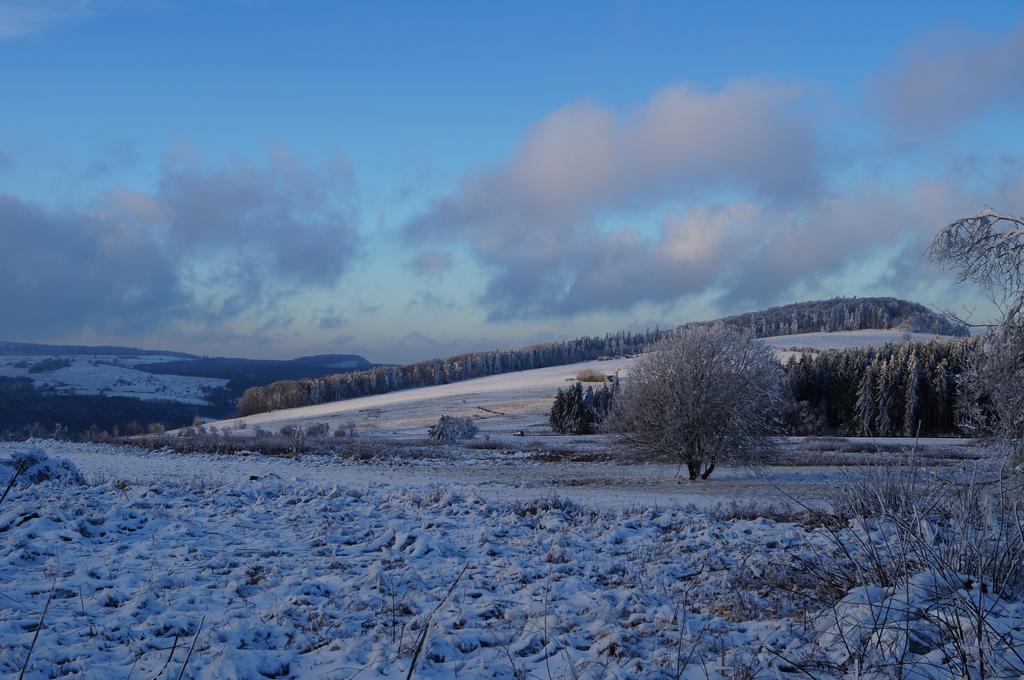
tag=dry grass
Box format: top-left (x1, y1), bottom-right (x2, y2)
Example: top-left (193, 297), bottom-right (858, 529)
top-left (125, 431), bottom-right (410, 460)
top-left (785, 456), bottom-right (1024, 677)
top-left (575, 368), bottom-right (608, 382)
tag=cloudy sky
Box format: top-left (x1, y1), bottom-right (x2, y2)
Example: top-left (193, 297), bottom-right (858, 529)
top-left (2, 1), bottom-right (1023, 363)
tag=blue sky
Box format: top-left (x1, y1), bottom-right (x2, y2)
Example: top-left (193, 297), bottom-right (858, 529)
top-left (2, 1), bottom-right (1023, 362)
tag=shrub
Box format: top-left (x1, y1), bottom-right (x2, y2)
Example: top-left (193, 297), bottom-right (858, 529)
top-left (304, 422), bottom-right (329, 437)
top-left (427, 415), bottom-right (477, 443)
top-left (575, 368), bottom-right (607, 382)
top-left (606, 324), bottom-right (786, 479)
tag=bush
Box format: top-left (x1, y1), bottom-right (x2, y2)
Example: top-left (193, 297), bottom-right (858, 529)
top-left (606, 324), bottom-right (786, 479)
top-left (5, 448), bottom-right (84, 485)
top-left (304, 422), bottom-right (329, 437)
top-left (427, 415), bottom-right (477, 443)
top-left (575, 368), bottom-right (607, 382)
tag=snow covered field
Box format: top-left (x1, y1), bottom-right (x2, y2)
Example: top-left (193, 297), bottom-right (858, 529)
top-left (762, 329), bottom-right (960, 361)
top-left (2, 441), bottom-right (1020, 679)
top-left (0, 354), bottom-right (228, 405)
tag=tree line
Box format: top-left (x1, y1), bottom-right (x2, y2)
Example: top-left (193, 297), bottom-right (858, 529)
top-left (784, 337), bottom-right (979, 436)
top-left (238, 329), bottom-right (664, 416)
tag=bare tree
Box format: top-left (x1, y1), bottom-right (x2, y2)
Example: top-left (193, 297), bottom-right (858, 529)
top-left (930, 209), bottom-right (1024, 457)
top-left (605, 324), bottom-right (786, 480)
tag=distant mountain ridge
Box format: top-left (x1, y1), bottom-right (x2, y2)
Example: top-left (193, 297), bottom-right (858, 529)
top-left (0, 341), bottom-right (198, 359)
top-left (134, 354), bottom-right (372, 392)
top-left (236, 296), bottom-right (964, 417)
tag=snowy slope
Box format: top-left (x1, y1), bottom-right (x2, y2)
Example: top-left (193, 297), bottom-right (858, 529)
top-left (208, 329), bottom-right (960, 438)
top-left (0, 354), bottom-right (228, 405)
top-left (210, 356), bottom-right (633, 438)
top-left (762, 329), bottom-right (960, 361)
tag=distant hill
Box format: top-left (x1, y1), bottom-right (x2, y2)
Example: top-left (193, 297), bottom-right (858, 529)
top-left (710, 297), bottom-right (969, 338)
top-left (134, 354), bottom-right (373, 392)
top-left (236, 296), bottom-right (965, 417)
top-left (0, 343), bottom-right (372, 438)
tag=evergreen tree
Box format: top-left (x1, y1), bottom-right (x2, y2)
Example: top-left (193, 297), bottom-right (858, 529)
top-left (855, 366), bottom-right (875, 436)
top-left (904, 352), bottom-right (922, 436)
top-left (876, 360), bottom-right (894, 436)
top-left (549, 380), bottom-right (617, 434)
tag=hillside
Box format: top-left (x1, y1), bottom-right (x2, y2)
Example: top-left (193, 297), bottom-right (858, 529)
top-left (237, 297), bottom-right (965, 418)
top-left (714, 297), bottom-right (968, 338)
top-left (0, 344), bottom-right (371, 437)
top-left (213, 328), bottom-right (961, 438)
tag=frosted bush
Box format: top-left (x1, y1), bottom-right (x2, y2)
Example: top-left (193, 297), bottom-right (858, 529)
top-left (5, 447), bottom-right (84, 486)
top-left (427, 415), bottom-right (477, 443)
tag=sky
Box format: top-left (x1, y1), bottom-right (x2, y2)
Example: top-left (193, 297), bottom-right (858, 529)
top-left (2, 1), bottom-right (1023, 363)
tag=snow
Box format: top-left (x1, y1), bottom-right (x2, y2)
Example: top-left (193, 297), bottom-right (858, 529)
top-left (0, 354), bottom-right (228, 405)
top-left (0, 439), bottom-right (868, 510)
top-left (2, 447), bottom-right (84, 486)
top-left (762, 329), bottom-right (960, 362)
top-left (2, 441), bottom-right (1019, 678)
top-left (0, 442), bottom-right (826, 678)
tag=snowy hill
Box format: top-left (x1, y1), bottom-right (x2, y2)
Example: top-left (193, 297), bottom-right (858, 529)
top-left (0, 352), bottom-right (226, 405)
top-left (0, 343), bottom-right (373, 436)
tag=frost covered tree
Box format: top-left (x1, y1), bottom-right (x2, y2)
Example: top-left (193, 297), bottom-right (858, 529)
top-left (784, 338), bottom-right (975, 436)
top-left (903, 352), bottom-right (922, 437)
top-left (427, 415), bottom-right (478, 443)
top-left (550, 379), bottom-right (617, 435)
top-left (855, 366), bottom-right (875, 436)
top-left (876, 361), bottom-right (894, 437)
top-left (930, 210), bottom-right (1024, 456)
top-left (606, 324), bottom-right (786, 480)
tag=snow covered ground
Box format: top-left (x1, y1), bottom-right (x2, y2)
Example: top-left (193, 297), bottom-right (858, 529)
top-left (762, 329), bottom-right (960, 361)
top-left (2, 442), bottom-right (1019, 679)
top-left (0, 354), bottom-right (228, 405)
top-left (5, 438), bottom-right (972, 511)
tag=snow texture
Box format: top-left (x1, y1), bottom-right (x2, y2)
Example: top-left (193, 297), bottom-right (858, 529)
top-left (3, 441), bottom-right (1019, 678)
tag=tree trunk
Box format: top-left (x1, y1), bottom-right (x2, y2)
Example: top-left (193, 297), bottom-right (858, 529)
top-left (700, 461), bottom-right (716, 480)
top-left (686, 460), bottom-right (700, 480)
